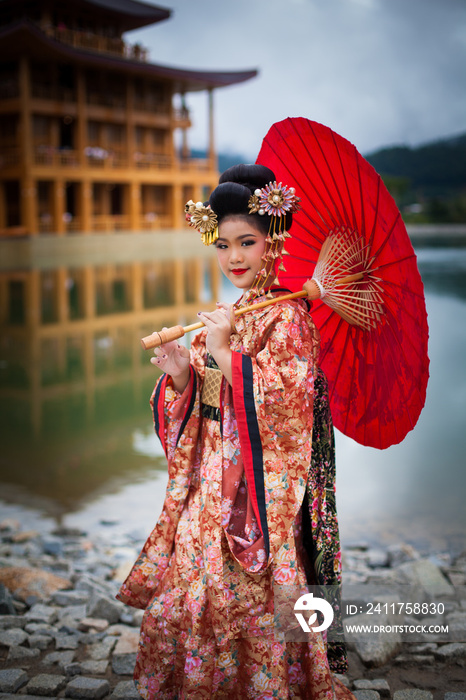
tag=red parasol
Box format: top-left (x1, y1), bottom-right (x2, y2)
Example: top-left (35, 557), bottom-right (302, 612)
top-left (256, 117), bottom-right (429, 449)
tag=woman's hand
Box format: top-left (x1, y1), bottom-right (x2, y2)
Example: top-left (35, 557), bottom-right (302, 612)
top-left (197, 302), bottom-right (233, 385)
top-left (150, 332), bottom-right (190, 393)
top-left (197, 302), bottom-right (232, 356)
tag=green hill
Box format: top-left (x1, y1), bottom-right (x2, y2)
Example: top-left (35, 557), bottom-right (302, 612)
top-left (193, 133), bottom-right (466, 223)
top-left (365, 133), bottom-right (466, 223)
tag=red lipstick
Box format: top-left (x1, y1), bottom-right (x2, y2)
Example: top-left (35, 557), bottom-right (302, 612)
top-left (231, 269), bottom-right (247, 276)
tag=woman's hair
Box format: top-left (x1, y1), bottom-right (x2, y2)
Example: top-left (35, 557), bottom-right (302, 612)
top-left (208, 164), bottom-right (294, 235)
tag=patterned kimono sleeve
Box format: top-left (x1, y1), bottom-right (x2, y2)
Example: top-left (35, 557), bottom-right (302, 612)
top-left (229, 303), bottom-right (319, 573)
top-left (117, 335), bottom-right (207, 609)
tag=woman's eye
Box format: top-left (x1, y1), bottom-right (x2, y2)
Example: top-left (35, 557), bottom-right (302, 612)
top-left (242, 240), bottom-right (255, 246)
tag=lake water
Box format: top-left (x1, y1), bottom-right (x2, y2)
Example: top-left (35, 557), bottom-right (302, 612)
top-left (0, 239), bottom-right (465, 555)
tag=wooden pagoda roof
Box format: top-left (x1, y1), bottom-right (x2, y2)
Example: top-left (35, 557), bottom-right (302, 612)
top-left (0, 0), bottom-right (171, 32)
top-left (0, 20), bottom-right (258, 92)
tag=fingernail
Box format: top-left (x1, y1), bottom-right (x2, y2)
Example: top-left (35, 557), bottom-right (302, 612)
top-left (197, 312), bottom-right (201, 316)
top-left (163, 354), bottom-right (167, 358)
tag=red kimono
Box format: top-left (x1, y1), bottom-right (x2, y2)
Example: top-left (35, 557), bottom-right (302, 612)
top-left (118, 291), bottom-right (353, 699)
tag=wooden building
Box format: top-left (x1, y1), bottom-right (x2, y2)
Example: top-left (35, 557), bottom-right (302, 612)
top-left (0, 0), bottom-right (257, 236)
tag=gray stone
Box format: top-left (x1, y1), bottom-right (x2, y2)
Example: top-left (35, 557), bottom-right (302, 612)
top-left (29, 633), bottom-right (53, 650)
top-left (395, 559), bottom-right (454, 598)
top-left (0, 583), bottom-right (16, 615)
top-left (447, 613), bottom-right (466, 642)
top-left (52, 590), bottom-right (90, 606)
top-left (0, 614), bottom-right (26, 629)
top-left (26, 673), bottom-right (67, 696)
top-left (393, 692), bottom-right (433, 700)
top-left (433, 642), bottom-right (466, 659)
top-left (86, 636), bottom-right (116, 660)
top-left (444, 694), bottom-right (466, 700)
top-left (409, 642), bottom-right (438, 653)
top-left (78, 618), bottom-right (109, 633)
top-left (367, 549), bottom-right (389, 569)
top-left (80, 660), bottom-right (108, 674)
top-left (25, 622), bottom-right (53, 635)
top-left (41, 536), bottom-right (64, 557)
top-left (75, 573), bottom-right (116, 598)
top-left (41, 650), bottom-right (76, 669)
top-left (25, 603), bottom-right (58, 624)
top-left (353, 679), bottom-right (390, 697)
top-left (65, 676), bottom-right (111, 699)
top-left (111, 652), bottom-right (137, 675)
top-left (410, 654), bottom-right (436, 664)
top-left (0, 668), bottom-right (28, 693)
top-left (353, 628), bottom-right (402, 667)
top-left (55, 633), bottom-right (79, 650)
top-left (353, 692), bottom-right (380, 700)
top-left (58, 604), bottom-right (88, 621)
top-left (7, 645), bottom-right (40, 660)
top-left (110, 680), bottom-right (141, 699)
top-left (333, 673), bottom-right (351, 688)
top-left (86, 594), bottom-right (122, 624)
top-left (0, 627), bottom-right (29, 646)
top-left (387, 543), bottom-right (421, 567)
top-left (63, 662), bottom-right (83, 677)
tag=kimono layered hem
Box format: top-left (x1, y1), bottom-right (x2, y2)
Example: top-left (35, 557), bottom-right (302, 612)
top-left (117, 295), bottom-right (352, 700)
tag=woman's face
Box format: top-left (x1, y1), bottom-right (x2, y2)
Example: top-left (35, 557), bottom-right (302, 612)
top-left (215, 218), bottom-right (269, 290)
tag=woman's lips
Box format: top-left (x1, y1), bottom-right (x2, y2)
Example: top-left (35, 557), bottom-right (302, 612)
top-left (231, 269), bottom-right (248, 276)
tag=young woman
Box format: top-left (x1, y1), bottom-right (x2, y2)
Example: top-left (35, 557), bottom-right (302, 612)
top-left (118, 165), bottom-right (354, 699)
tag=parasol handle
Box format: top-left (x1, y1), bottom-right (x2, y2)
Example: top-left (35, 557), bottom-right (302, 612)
top-left (140, 273), bottom-right (364, 350)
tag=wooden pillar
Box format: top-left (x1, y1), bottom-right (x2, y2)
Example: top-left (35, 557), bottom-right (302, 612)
top-left (126, 78), bottom-right (135, 169)
top-left (56, 267), bottom-right (69, 323)
top-left (19, 56), bottom-right (38, 234)
top-left (172, 184), bottom-right (183, 229)
top-left (76, 68), bottom-right (87, 168)
top-left (129, 181), bottom-right (140, 230)
top-left (83, 329), bottom-right (95, 421)
top-left (80, 181), bottom-right (92, 233)
top-left (82, 266), bottom-right (95, 318)
top-left (173, 259), bottom-right (184, 306)
top-left (130, 263), bottom-right (143, 311)
top-left (53, 179), bottom-right (65, 234)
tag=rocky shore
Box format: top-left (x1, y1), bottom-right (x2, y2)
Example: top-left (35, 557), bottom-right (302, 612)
top-left (0, 518), bottom-right (465, 699)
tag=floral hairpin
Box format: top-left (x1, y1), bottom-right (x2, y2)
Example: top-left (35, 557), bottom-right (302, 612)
top-left (247, 182), bottom-right (300, 296)
top-left (248, 182), bottom-right (300, 233)
top-left (185, 200), bottom-right (218, 246)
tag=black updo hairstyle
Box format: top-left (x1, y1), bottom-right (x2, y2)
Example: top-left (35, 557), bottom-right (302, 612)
top-left (208, 164), bottom-right (294, 236)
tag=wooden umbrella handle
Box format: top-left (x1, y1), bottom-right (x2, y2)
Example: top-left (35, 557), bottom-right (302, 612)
top-left (140, 275), bottom-right (364, 350)
top-left (140, 289), bottom-right (309, 350)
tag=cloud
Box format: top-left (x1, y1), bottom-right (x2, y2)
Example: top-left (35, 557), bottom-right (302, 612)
top-left (127, 0), bottom-right (466, 157)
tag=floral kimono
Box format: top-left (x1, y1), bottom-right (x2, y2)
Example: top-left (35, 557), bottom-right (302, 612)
top-left (118, 291), bottom-right (353, 700)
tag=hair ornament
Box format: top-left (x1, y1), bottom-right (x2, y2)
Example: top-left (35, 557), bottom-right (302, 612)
top-left (185, 200), bottom-right (219, 245)
top-left (248, 182), bottom-right (300, 219)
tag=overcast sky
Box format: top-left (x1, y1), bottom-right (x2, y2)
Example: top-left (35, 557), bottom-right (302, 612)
top-left (127, 0), bottom-right (466, 161)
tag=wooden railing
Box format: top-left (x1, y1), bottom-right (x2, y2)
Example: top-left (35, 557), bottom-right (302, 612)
top-left (91, 216), bottom-right (131, 232)
top-left (43, 25), bottom-right (149, 62)
top-left (28, 146), bottom-right (214, 173)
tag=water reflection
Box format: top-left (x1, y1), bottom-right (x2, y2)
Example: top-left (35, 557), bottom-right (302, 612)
top-left (0, 240), bottom-right (465, 554)
top-left (0, 253), bottom-right (219, 513)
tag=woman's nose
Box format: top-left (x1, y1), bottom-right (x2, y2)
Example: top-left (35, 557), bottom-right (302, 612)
top-left (230, 246), bottom-right (244, 263)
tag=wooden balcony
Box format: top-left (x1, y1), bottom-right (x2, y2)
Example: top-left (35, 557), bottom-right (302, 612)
top-left (43, 25), bottom-right (149, 62)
